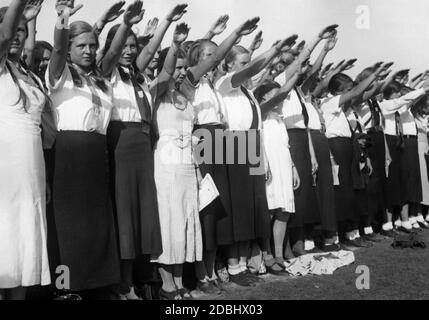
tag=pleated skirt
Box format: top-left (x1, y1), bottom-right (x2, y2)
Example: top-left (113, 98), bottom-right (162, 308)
top-left (328, 137), bottom-right (357, 223)
top-left (288, 129), bottom-right (320, 228)
top-left (53, 131), bottom-right (120, 291)
top-left (217, 130), bottom-right (271, 244)
top-left (107, 121), bottom-right (162, 259)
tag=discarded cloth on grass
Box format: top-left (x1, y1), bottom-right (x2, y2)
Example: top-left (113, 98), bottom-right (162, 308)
top-left (284, 251), bottom-right (355, 276)
top-left (391, 233), bottom-right (426, 249)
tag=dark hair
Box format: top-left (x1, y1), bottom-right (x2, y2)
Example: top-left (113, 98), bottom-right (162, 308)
top-left (382, 81), bottom-right (402, 100)
top-left (187, 39), bottom-right (217, 67)
top-left (224, 45), bottom-right (250, 73)
top-left (411, 93), bottom-right (429, 117)
top-left (157, 46), bottom-right (187, 75)
top-left (253, 80), bottom-right (281, 103)
top-left (328, 73), bottom-right (354, 95)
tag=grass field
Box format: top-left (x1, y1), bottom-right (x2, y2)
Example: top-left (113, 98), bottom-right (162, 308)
top-left (208, 230), bottom-right (429, 300)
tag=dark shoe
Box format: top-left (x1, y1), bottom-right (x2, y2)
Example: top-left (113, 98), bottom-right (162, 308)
top-left (322, 243), bottom-right (342, 252)
top-left (418, 221), bottom-right (429, 229)
top-left (178, 288), bottom-right (193, 300)
top-left (350, 237), bottom-right (373, 248)
top-left (196, 281), bottom-right (221, 295)
top-left (306, 247), bottom-right (325, 254)
top-left (243, 270), bottom-right (264, 283)
top-left (380, 229), bottom-right (396, 238)
top-left (229, 273), bottom-right (255, 287)
top-left (266, 261), bottom-right (289, 276)
top-left (397, 226), bottom-right (413, 234)
top-left (362, 233), bottom-right (385, 243)
top-left (159, 289), bottom-right (182, 301)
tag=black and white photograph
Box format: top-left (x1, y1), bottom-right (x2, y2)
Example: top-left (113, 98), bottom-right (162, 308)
top-left (1, 0), bottom-right (429, 306)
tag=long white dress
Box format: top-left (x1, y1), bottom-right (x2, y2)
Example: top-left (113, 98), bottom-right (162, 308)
top-left (416, 115), bottom-right (429, 205)
top-left (263, 111), bottom-right (295, 213)
top-left (0, 58), bottom-right (51, 289)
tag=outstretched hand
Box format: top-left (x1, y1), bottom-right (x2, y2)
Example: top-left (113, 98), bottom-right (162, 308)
top-left (102, 1), bottom-right (126, 24)
top-left (55, 0), bottom-right (83, 17)
top-left (24, 0), bottom-right (44, 22)
top-left (249, 31), bottom-right (263, 52)
top-left (173, 22), bottom-right (190, 45)
top-left (143, 17), bottom-right (159, 38)
top-left (209, 14), bottom-right (229, 36)
top-left (319, 24), bottom-right (339, 39)
top-left (166, 4), bottom-right (188, 22)
top-left (275, 34), bottom-right (299, 53)
top-left (237, 17), bottom-right (260, 36)
top-left (123, 0), bottom-right (145, 27)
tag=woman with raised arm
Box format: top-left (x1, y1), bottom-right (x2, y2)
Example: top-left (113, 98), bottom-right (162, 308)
top-left (0, 0), bottom-right (51, 300)
top-left (253, 72), bottom-right (302, 275)
top-left (319, 63), bottom-right (387, 249)
top-left (46, 0), bottom-right (121, 295)
top-left (380, 79), bottom-right (429, 233)
top-left (215, 35), bottom-right (297, 286)
top-left (97, 2), bottom-right (188, 300)
top-left (148, 22), bottom-right (203, 301)
top-left (186, 16), bottom-right (260, 295)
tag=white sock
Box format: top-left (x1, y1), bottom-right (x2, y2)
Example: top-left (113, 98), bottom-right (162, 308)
top-left (305, 240), bottom-right (315, 251)
top-left (382, 222), bottom-right (393, 231)
top-left (394, 219), bottom-right (402, 228)
top-left (364, 227), bottom-right (374, 235)
top-left (228, 264), bottom-right (241, 276)
top-left (402, 221), bottom-right (412, 230)
top-left (410, 217), bottom-right (417, 225)
top-left (334, 236), bottom-right (340, 245)
top-left (346, 232), bottom-right (356, 240)
top-left (416, 215), bottom-right (425, 223)
top-left (239, 261), bottom-right (247, 273)
top-left (426, 215), bottom-right (429, 222)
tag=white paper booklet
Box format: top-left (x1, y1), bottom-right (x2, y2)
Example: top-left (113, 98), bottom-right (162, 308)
top-left (198, 174), bottom-right (220, 212)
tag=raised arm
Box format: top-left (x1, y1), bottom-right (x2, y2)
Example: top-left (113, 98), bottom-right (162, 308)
top-left (203, 14), bottom-right (229, 40)
top-left (22, 0), bottom-right (43, 68)
top-left (189, 17), bottom-right (260, 83)
top-left (136, 3), bottom-right (187, 73)
top-left (230, 35), bottom-right (298, 88)
top-left (48, 0), bottom-right (83, 86)
top-left (154, 23), bottom-right (189, 99)
top-left (0, 0), bottom-right (29, 58)
top-left (98, 0), bottom-right (145, 77)
top-left (248, 30), bottom-right (263, 58)
top-left (93, 1), bottom-right (125, 37)
top-left (310, 33), bottom-right (337, 77)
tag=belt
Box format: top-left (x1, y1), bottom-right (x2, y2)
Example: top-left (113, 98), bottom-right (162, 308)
top-left (309, 128), bottom-right (325, 134)
top-left (367, 126), bottom-right (383, 133)
top-left (403, 135), bottom-right (417, 139)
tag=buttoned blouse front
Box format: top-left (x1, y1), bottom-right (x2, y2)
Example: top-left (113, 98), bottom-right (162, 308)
top-left (215, 72), bottom-right (262, 131)
top-left (110, 67), bottom-right (153, 123)
top-left (46, 65), bottom-right (113, 135)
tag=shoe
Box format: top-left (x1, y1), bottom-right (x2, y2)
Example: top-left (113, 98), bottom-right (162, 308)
top-left (397, 226), bottom-right (413, 234)
top-left (265, 261), bottom-right (289, 276)
top-left (418, 221), bottom-right (429, 229)
top-left (196, 281), bottom-right (221, 295)
top-left (340, 241), bottom-right (359, 251)
top-left (362, 233), bottom-right (385, 243)
top-left (306, 247), bottom-right (325, 254)
top-left (119, 287), bottom-right (142, 300)
top-left (178, 288), bottom-right (193, 300)
top-left (229, 272), bottom-right (255, 287)
top-left (350, 238), bottom-right (373, 248)
top-left (380, 229), bottom-right (396, 238)
top-left (243, 270), bottom-right (264, 283)
top-left (322, 243), bottom-right (342, 252)
top-left (159, 289), bottom-right (182, 301)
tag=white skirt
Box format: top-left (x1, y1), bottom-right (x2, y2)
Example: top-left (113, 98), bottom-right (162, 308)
top-left (0, 122), bottom-right (51, 289)
top-left (263, 116), bottom-right (295, 213)
top-left (418, 133), bottom-right (429, 205)
top-left (151, 138), bottom-right (203, 265)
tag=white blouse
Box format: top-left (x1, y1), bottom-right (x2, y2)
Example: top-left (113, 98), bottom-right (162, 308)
top-left (282, 88), bottom-right (322, 130)
top-left (320, 95), bottom-right (352, 139)
top-left (110, 67), bottom-right (153, 122)
top-left (192, 75), bottom-right (226, 126)
top-left (215, 72), bottom-right (262, 131)
top-left (380, 89), bottom-right (425, 136)
top-left (46, 65), bottom-right (113, 135)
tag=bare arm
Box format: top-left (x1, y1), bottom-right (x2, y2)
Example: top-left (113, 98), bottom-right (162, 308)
top-left (99, 0), bottom-right (145, 77)
top-left (48, 0), bottom-right (83, 87)
top-left (189, 17), bottom-right (260, 83)
top-left (93, 1), bottom-right (125, 37)
top-left (136, 3), bottom-right (187, 73)
top-left (203, 14), bottom-right (229, 40)
top-left (248, 30), bottom-right (263, 58)
top-left (0, 0), bottom-right (29, 58)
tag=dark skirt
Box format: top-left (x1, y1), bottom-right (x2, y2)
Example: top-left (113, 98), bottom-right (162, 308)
top-left (385, 135), bottom-right (402, 207)
top-left (107, 122), bottom-right (162, 259)
top-left (310, 130), bottom-right (337, 232)
top-left (217, 130), bottom-right (271, 243)
top-left (288, 129), bottom-right (320, 228)
top-left (401, 137), bottom-right (422, 205)
top-left (366, 130), bottom-right (387, 223)
top-left (53, 131), bottom-right (120, 291)
top-left (328, 137), bottom-right (357, 223)
top-left (193, 124), bottom-right (231, 250)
